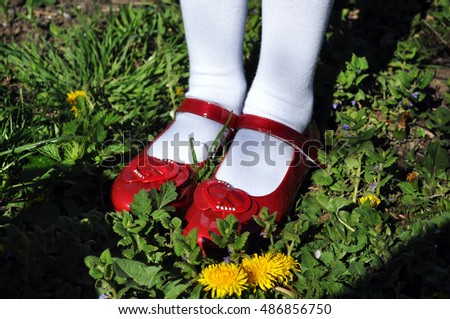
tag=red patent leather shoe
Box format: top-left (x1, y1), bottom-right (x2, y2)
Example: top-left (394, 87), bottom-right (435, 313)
top-left (111, 98), bottom-right (238, 213)
top-left (182, 114), bottom-right (322, 251)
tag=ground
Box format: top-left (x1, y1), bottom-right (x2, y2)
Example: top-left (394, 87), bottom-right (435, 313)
top-left (1, 1), bottom-right (151, 43)
top-left (1, 0), bottom-right (449, 299)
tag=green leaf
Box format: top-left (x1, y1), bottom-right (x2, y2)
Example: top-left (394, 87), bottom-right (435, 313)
top-left (358, 206), bottom-right (382, 226)
top-left (88, 268), bottom-right (105, 280)
top-left (358, 127), bottom-right (377, 141)
top-left (171, 217), bottom-right (182, 229)
top-left (188, 246), bottom-right (202, 264)
top-left (94, 279), bottom-right (115, 298)
top-left (393, 128), bottom-right (407, 140)
top-left (388, 83), bottom-right (401, 98)
top-left (329, 261), bottom-right (347, 278)
top-left (253, 214), bottom-right (268, 227)
top-left (312, 170), bottom-right (334, 186)
top-left (398, 70), bottom-right (412, 87)
top-left (301, 250), bottom-right (319, 271)
top-left (344, 72), bottom-right (356, 88)
top-left (216, 218), bottom-right (229, 237)
top-left (348, 261), bottom-right (366, 275)
top-left (411, 220), bottom-right (424, 237)
top-left (173, 235), bottom-right (191, 257)
top-left (337, 210), bottom-right (354, 227)
top-left (38, 143), bottom-right (62, 162)
top-left (319, 251), bottom-right (335, 266)
top-left (354, 89), bottom-right (366, 101)
top-left (130, 189), bottom-right (153, 215)
top-left (84, 255), bottom-right (99, 269)
top-left (357, 56), bottom-right (369, 70)
top-left (355, 74), bottom-right (369, 86)
top-left (95, 125), bottom-right (108, 142)
top-left (156, 181), bottom-right (178, 208)
top-left (62, 121), bottom-right (79, 135)
top-left (418, 70), bottom-right (433, 89)
top-left (151, 209), bottom-right (170, 223)
top-left (131, 233), bottom-right (158, 255)
top-left (344, 232), bottom-right (367, 253)
top-left (433, 107), bottom-right (450, 126)
top-left (398, 182), bottom-right (417, 194)
top-left (104, 263), bottom-right (115, 281)
top-left (315, 192), bottom-right (332, 212)
top-left (99, 249), bottom-right (113, 264)
top-left (162, 279), bottom-right (191, 299)
top-left (337, 71), bottom-right (347, 85)
top-left (281, 229), bottom-right (301, 243)
top-left (210, 231), bottom-right (226, 248)
top-left (345, 157), bottom-right (359, 169)
top-left (233, 231), bottom-right (249, 251)
top-left (364, 149), bottom-right (383, 163)
top-left (189, 284), bottom-right (203, 299)
top-left (113, 258), bottom-right (164, 287)
top-left (187, 228), bottom-right (199, 249)
top-left (224, 214), bottom-right (239, 228)
top-left (329, 197), bottom-right (353, 213)
top-left (424, 142), bottom-right (450, 172)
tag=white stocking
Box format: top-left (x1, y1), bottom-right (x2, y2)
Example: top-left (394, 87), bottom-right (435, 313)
top-left (216, 0), bottom-right (333, 196)
top-left (148, 0), bottom-right (248, 164)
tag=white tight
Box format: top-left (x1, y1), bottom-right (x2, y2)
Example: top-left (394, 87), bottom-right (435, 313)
top-left (150, 0), bottom-right (334, 195)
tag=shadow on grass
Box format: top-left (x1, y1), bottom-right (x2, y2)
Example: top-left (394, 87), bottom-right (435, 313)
top-left (313, 0), bottom-right (450, 298)
top-left (314, 0), bottom-right (431, 127)
top-left (342, 221), bottom-right (450, 298)
top-left (0, 168), bottom-right (115, 298)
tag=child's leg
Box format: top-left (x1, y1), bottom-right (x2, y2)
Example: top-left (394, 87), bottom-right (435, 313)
top-left (148, 0), bottom-right (248, 164)
top-left (216, 0), bottom-right (333, 195)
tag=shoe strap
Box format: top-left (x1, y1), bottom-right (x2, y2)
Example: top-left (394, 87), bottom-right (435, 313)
top-left (236, 114), bottom-right (308, 150)
top-left (177, 98), bottom-right (238, 131)
top-left (237, 114), bottom-right (323, 167)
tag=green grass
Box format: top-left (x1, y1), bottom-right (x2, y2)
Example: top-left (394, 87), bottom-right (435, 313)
top-left (0, 0), bottom-right (449, 298)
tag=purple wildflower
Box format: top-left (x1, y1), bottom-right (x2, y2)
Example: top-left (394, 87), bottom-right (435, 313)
top-left (99, 293), bottom-right (109, 299)
top-left (342, 124), bottom-right (351, 131)
top-left (368, 182), bottom-right (378, 192)
top-left (332, 103), bottom-right (338, 110)
top-left (351, 100), bottom-right (357, 106)
top-left (374, 164), bottom-right (380, 171)
top-left (223, 256), bottom-right (230, 263)
top-left (411, 92), bottom-right (420, 99)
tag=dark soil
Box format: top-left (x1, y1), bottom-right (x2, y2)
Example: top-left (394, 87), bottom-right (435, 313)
top-left (1, 0), bottom-right (152, 43)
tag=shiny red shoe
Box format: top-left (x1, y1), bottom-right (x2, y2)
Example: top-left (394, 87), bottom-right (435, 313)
top-left (182, 114), bottom-right (323, 250)
top-left (111, 98), bottom-right (238, 213)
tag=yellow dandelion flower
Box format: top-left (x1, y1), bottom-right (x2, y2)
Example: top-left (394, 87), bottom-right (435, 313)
top-left (359, 194), bottom-right (381, 207)
top-left (241, 252), bottom-right (299, 291)
top-left (175, 86), bottom-right (184, 96)
top-left (67, 90), bottom-right (86, 105)
top-left (270, 252), bottom-right (300, 284)
top-left (241, 253), bottom-right (277, 291)
top-left (70, 105), bottom-right (80, 118)
top-left (198, 263), bottom-right (248, 298)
